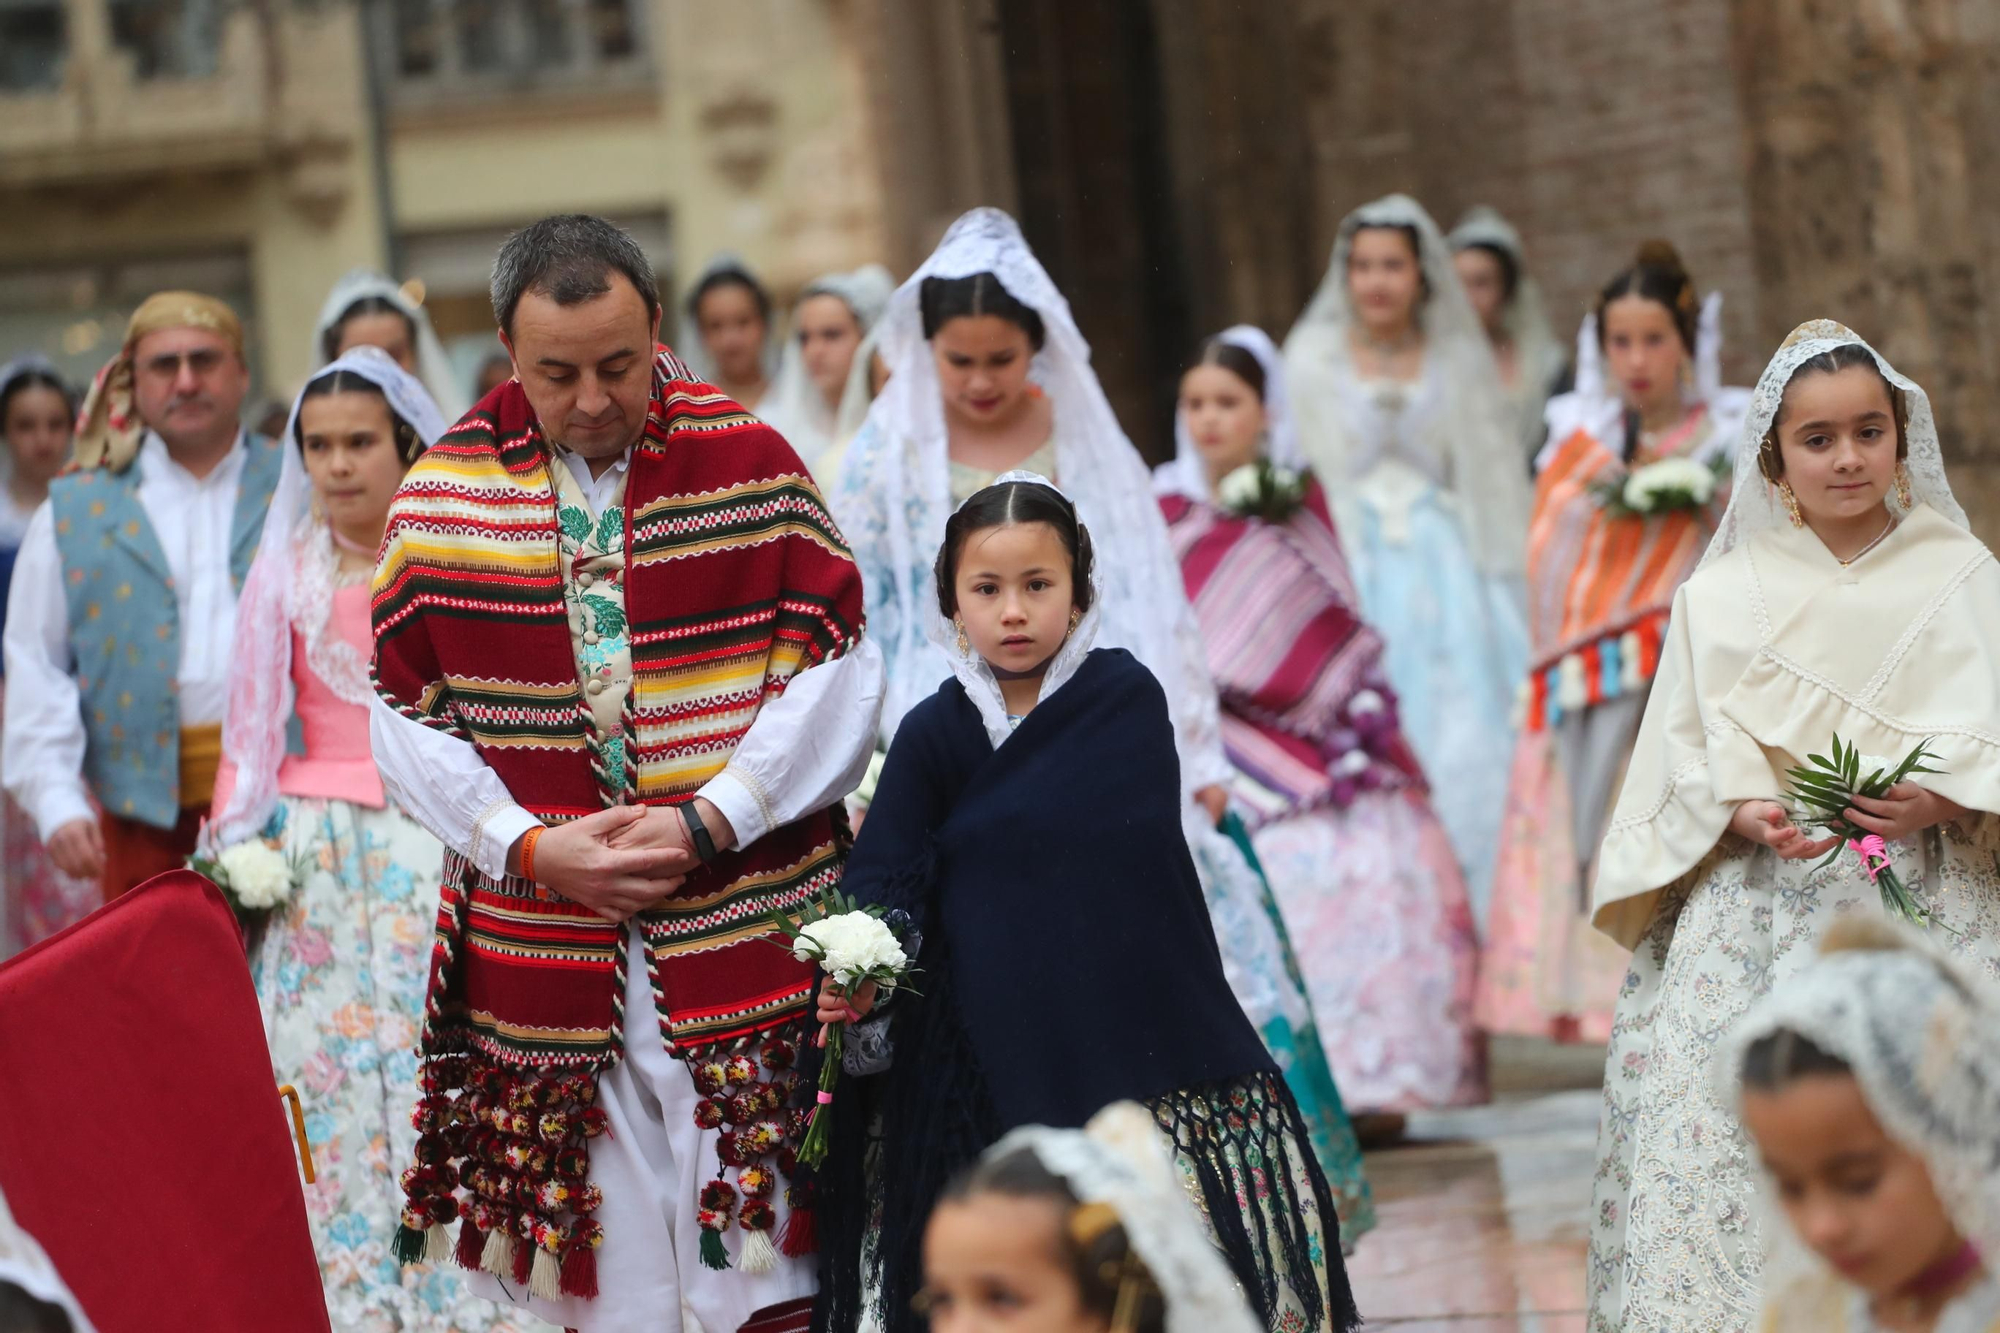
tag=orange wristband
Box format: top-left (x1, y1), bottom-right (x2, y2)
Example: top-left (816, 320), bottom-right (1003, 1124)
top-left (520, 826), bottom-right (543, 884)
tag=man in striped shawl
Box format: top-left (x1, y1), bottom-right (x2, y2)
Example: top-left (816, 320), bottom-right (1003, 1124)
top-left (369, 214), bottom-right (883, 1333)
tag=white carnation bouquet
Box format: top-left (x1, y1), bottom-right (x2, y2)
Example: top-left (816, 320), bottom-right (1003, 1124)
top-left (191, 832), bottom-right (308, 935)
top-left (1215, 459), bottom-right (1309, 523)
top-left (767, 887), bottom-right (918, 1167)
top-left (1592, 453), bottom-right (1729, 518)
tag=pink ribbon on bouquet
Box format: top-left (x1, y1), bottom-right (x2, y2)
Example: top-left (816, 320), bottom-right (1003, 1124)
top-left (1848, 833), bottom-right (1890, 882)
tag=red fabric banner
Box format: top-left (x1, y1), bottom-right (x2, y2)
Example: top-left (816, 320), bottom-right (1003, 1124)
top-left (0, 871), bottom-right (330, 1331)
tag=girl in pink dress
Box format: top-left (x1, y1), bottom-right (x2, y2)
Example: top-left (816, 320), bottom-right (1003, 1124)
top-left (207, 348), bottom-right (530, 1333)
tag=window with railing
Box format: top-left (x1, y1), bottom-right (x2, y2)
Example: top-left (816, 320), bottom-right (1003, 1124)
top-left (0, 0), bottom-right (67, 92)
top-left (382, 0), bottom-right (646, 96)
top-left (106, 0), bottom-right (223, 80)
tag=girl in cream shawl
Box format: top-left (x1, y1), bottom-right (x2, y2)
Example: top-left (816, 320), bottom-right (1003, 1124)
top-left (1587, 321), bottom-right (2000, 1333)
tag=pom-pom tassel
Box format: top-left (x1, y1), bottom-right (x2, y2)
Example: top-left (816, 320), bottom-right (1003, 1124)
top-left (561, 1240), bottom-right (600, 1299)
top-left (455, 1219), bottom-right (486, 1272)
top-left (1620, 630), bottom-right (1644, 692)
top-left (1556, 652), bottom-right (1589, 711)
top-left (740, 1226), bottom-right (779, 1275)
top-left (425, 1222), bottom-right (455, 1265)
top-left (778, 1205), bottom-right (817, 1258)
top-left (392, 1223), bottom-right (430, 1267)
top-left (700, 1228), bottom-right (733, 1271)
top-left (510, 1233), bottom-right (534, 1286)
top-left (481, 1229), bottom-right (514, 1278)
top-left (529, 1247), bottom-right (563, 1301)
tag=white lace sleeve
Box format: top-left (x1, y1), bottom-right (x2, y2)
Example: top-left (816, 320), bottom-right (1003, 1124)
top-left (1169, 597), bottom-right (1232, 792)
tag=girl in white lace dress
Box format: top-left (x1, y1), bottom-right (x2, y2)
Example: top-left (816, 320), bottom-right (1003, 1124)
top-left (1586, 322), bottom-right (2000, 1333)
top-left (1283, 195), bottom-right (1531, 920)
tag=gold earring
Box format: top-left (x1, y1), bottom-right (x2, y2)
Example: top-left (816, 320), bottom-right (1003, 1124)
top-left (1895, 462), bottom-right (1914, 510)
top-left (1067, 608), bottom-right (1081, 637)
top-left (1777, 479), bottom-right (1804, 528)
top-left (954, 618), bottom-right (969, 656)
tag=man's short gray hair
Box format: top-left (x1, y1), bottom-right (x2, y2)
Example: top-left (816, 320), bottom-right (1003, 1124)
top-left (490, 214), bottom-right (660, 337)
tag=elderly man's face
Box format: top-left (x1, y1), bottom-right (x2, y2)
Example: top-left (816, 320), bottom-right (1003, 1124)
top-left (503, 273), bottom-right (660, 459)
top-left (131, 325), bottom-right (249, 451)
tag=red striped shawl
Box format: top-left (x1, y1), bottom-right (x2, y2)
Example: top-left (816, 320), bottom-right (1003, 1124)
top-left (376, 347), bottom-right (865, 1290)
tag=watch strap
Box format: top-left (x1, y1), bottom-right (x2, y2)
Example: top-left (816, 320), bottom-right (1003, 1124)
top-left (679, 801), bottom-right (718, 865)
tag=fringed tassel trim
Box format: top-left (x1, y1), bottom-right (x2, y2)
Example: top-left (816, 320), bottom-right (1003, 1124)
top-left (1526, 609), bottom-right (1670, 732)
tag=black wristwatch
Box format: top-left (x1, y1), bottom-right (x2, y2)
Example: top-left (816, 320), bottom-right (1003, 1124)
top-left (679, 801), bottom-right (719, 865)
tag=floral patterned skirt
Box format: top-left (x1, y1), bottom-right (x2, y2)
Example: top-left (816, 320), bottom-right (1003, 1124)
top-left (1253, 791), bottom-right (1486, 1111)
top-left (1476, 726), bottom-right (1630, 1043)
top-left (251, 796), bottom-right (535, 1333)
top-left (1, 782), bottom-right (96, 959)
top-left (1589, 815), bottom-right (2000, 1333)
top-left (1196, 815), bottom-right (1375, 1244)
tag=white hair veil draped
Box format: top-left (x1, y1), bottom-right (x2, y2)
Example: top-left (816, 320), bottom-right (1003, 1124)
top-left (1723, 921), bottom-right (2000, 1318)
top-left (312, 270), bottom-right (469, 424)
top-left (1449, 206), bottom-right (1566, 407)
top-left (208, 346), bottom-right (448, 848)
top-left (1283, 194), bottom-right (1531, 573)
top-left (985, 1103), bottom-right (1265, 1333)
top-left (1700, 319), bottom-right (1965, 572)
top-left (760, 264), bottom-right (895, 472)
top-left (1154, 325), bottom-right (1303, 501)
top-left (837, 207), bottom-right (1226, 785)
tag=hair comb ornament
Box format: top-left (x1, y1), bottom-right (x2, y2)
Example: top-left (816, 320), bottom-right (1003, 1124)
top-left (1782, 318), bottom-right (1860, 348)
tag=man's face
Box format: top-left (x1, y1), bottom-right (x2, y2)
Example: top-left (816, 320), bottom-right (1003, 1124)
top-left (130, 325), bottom-right (249, 450)
top-left (502, 274), bottom-right (661, 459)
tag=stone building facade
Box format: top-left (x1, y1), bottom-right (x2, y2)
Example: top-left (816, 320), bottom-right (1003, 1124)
top-left (3, 0), bottom-right (1994, 532)
top-left (851, 0), bottom-right (2000, 532)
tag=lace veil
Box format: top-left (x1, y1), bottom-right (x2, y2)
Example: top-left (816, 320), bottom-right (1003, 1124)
top-left (839, 206), bottom-right (1226, 786)
top-left (987, 1102), bottom-right (1264, 1333)
top-left (208, 346), bottom-right (448, 848)
top-left (759, 263), bottom-right (895, 471)
top-left (1448, 207), bottom-right (1566, 399)
top-left (312, 270), bottom-right (469, 424)
top-left (1283, 194), bottom-right (1530, 573)
top-left (1699, 319), bottom-right (1965, 571)
top-left (1721, 921), bottom-right (2000, 1308)
top-left (1154, 324), bottom-right (1303, 501)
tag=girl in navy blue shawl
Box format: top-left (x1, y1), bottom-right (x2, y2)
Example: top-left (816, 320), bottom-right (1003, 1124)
top-left (811, 474), bottom-right (1358, 1333)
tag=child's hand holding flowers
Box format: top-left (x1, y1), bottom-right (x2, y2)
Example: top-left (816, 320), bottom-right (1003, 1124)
top-left (1840, 778), bottom-right (1965, 842)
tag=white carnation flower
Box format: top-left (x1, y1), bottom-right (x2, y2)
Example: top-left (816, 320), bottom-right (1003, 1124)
top-left (798, 912), bottom-right (908, 988)
top-left (1624, 457), bottom-right (1716, 511)
top-left (218, 839), bottom-right (295, 909)
top-left (1854, 754), bottom-right (1900, 785)
top-left (1215, 464), bottom-right (1262, 510)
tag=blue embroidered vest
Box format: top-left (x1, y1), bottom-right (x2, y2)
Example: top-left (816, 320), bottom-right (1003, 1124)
top-left (49, 437), bottom-right (282, 829)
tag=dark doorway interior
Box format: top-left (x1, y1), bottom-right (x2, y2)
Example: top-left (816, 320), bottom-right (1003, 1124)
top-left (994, 0), bottom-right (1192, 464)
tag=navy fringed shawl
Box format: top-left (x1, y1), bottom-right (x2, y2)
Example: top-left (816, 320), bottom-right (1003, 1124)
top-left (860, 647), bottom-right (1269, 1121)
top-left (814, 648), bottom-right (1276, 1333)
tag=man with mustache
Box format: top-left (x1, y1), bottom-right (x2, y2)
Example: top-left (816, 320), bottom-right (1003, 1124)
top-left (2, 292), bottom-right (278, 898)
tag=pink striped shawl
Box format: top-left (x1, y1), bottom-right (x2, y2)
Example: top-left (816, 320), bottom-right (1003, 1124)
top-left (1162, 482), bottom-right (1424, 823)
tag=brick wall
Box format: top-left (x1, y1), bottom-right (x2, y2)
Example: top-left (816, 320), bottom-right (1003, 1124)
top-left (1288, 0), bottom-right (1765, 386)
top-left (1278, 0), bottom-right (2000, 536)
